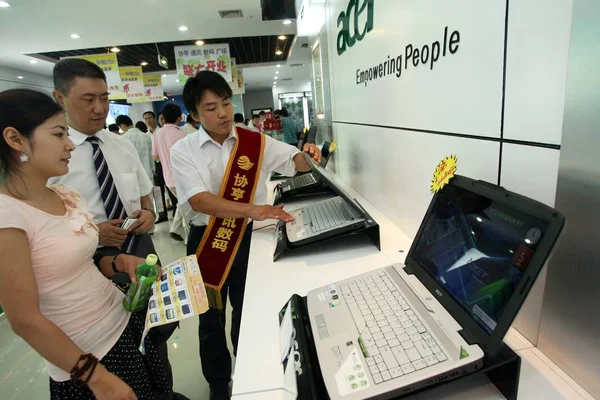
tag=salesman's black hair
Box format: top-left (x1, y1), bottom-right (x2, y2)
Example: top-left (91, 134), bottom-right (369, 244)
top-left (183, 71), bottom-right (233, 118)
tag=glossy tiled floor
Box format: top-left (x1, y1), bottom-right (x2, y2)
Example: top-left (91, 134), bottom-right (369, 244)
top-left (0, 219), bottom-right (233, 400)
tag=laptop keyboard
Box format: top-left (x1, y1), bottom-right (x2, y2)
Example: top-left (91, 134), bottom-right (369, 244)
top-left (290, 173), bottom-right (317, 190)
top-left (298, 197), bottom-right (357, 238)
top-left (340, 270), bottom-right (447, 385)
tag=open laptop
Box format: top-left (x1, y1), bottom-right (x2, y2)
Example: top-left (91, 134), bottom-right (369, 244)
top-left (275, 147), bottom-right (335, 202)
top-left (284, 154), bottom-right (377, 246)
top-left (306, 176), bottom-right (565, 399)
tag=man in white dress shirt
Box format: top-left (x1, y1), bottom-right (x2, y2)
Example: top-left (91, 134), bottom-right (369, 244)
top-left (171, 71), bottom-right (321, 400)
top-left (144, 110), bottom-right (170, 224)
top-left (117, 114), bottom-right (154, 181)
top-left (50, 58), bottom-right (183, 399)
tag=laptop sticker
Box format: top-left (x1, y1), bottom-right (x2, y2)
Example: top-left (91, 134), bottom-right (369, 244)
top-left (460, 346), bottom-right (470, 359)
top-left (335, 347), bottom-right (370, 396)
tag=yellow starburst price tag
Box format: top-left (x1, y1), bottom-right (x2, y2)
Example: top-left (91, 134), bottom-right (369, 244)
top-left (329, 140), bottom-right (338, 152)
top-left (431, 155), bottom-right (458, 193)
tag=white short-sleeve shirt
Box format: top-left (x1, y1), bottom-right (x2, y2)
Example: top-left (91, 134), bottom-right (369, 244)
top-left (171, 126), bottom-right (301, 226)
top-left (49, 128), bottom-right (154, 224)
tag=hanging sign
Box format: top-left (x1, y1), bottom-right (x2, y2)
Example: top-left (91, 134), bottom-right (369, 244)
top-left (174, 44), bottom-right (232, 84)
top-left (143, 75), bottom-right (164, 102)
top-left (229, 58), bottom-right (246, 95)
top-left (119, 66), bottom-right (145, 103)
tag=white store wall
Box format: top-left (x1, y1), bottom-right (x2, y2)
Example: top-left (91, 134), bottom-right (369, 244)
top-left (242, 89), bottom-right (274, 120)
top-left (324, 0), bottom-right (573, 345)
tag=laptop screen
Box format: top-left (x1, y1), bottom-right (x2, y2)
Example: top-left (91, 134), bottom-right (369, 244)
top-left (413, 185), bottom-right (550, 334)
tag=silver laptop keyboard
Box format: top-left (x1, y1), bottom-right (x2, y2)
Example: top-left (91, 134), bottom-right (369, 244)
top-left (290, 173), bottom-right (317, 190)
top-left (300, 197), bottom-right (356, 237)
top-left (340, 270), bottom-right (447, 385)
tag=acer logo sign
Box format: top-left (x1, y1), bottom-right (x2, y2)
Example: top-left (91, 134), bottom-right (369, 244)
top-left (337, 0), bottom-right (374, 56)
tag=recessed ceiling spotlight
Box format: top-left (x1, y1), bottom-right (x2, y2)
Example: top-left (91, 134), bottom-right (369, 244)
top-left (176, 79), bottom-right (180, 83)
top-left (276, 64), bottom-right (281, 68)
top-left (195, 40), bottom-right (204, 46)
top-left (162, 74), bottom-right (167, 77)
top-left (29, 59), bottom-right (38, 64)
top-left (179, 25), bottom-right (188, 31)
top-left (276, 71), bottom-right (279, 74)
top-left (17, 76), bottom-right (23, 79)
top-left (274, 76), bottom-right (278, 80)
top-left (0, 1), bottom-right (11, 8)
top-left (275, 50), bottom-right (283, 56)
top-left (278, 35), bottom-right (286, 40)
top-left (70, 33), bottom-right (81, 39)
top-left (283, 20), bottom-right (292, 25)
top-left (141, 61), bottom-right (148, 66)
top-left (110, 47), bottom-right (120, 53)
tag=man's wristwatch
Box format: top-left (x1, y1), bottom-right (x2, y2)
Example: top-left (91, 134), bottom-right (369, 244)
top-left (111, 254), bottom-right (121, 274)
top-left (142, 207), bottom-right (157, 220)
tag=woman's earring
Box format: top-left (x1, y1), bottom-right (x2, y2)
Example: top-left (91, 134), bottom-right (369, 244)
top-left (20, 152), bottom-right (29, 163)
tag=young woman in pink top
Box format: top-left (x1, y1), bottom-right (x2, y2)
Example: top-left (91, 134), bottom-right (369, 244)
top-left (0, 89), bottom-right (170, 400)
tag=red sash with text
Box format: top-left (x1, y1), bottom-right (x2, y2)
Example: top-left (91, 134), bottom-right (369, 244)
top-left (195, 127), bottom-right (265, 309)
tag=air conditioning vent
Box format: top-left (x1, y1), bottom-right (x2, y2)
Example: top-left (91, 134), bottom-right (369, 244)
top-left (289, 63), bottom-right (304, 67)
top-left (281, 78), bottom-right (292, 81)
top-left (219, 10), bottom-right (243, 18)
top-left (300, 43), bottom-right (309, 48)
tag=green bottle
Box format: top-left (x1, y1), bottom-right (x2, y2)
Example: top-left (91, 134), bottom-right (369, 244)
top-left (123, 254), bottom-right (159, 313)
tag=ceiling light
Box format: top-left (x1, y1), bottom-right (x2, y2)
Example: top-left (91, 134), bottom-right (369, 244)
top-left (176, 79), bottom-right (180, 83)
top-left (276, 71), bottom-right (280, 74)
top-left (110, 47), bottom-right (120, 53)
top-left (276, 64), bottom-right (281, 68)
top-left (162, 74), bottom-right (167, 77)
top-left (70, 33), bottom-right (81, 39)
top-left (278, 35), bottom-right (286, 40)
top-left (141, 61), bottom-right (148, 66)
top-left (275, 50), bottom-right (283, 56)
top-left (29, 60), bottom-right (38, 64)
top-left (17, 76), bottom-right (23, 79)
top-left (179, 25), bottom-right (188, 31)
top-left (0, 1), bottom-right (10, 8)
top-left (274, 77), bottom-right (278, 80)
top-left (195, 40), bottom-right (205, 46)
top-left (283, 20), bottom-right (292, 25)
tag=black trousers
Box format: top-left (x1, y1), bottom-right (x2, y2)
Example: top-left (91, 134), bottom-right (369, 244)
top-left (186, 222), bottom-right (253, 388)
top-left (154, 161), bottom-right (177, 218)
top-left (97, 234), bottom-right (178, 392)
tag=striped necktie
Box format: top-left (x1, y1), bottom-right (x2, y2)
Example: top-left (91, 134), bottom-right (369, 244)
top-left (87, 136), bottom-right (136, 253)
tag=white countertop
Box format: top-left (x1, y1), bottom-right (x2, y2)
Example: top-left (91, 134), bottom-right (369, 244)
top-left (231, 174), bottom-right (594, 400)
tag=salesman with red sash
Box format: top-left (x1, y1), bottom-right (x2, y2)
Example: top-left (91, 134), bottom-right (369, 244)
top-left (171, 71), bottom-right (321, 400)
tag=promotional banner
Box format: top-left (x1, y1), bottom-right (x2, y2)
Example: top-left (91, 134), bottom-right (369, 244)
top-left (174, 44), bottom-right (232, 84)
top-left (119, 66), bottom-right (145, 103)
top-left (63, 53), bottom-right (125, 99)
top-left (143, 75), bottom-right (164, 102)
top-left (229, 58), bottom-right (246, 95)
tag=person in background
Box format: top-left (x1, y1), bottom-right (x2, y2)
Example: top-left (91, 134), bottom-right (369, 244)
top-left (258, 110), bottom-right (266, 128)
top-left (158, 112), bottom-right (166, 128)
top-left (143, 111), bottom-right (160, 135)
top-left (136, 121), bottom-right (148, 133)
top-left (143, 111), bottom-right (168, 224)
top-left (108, 124), bottom-right (120, 135)
top-left (49, 59), bottom-right (183, 399)
top-left (280, 107), bottom-right (298, 147)
top-left (117, 115), bottom-right (154, 182)
top-left (273, 109), bottom-right (282, 120)
top-left (247, 114), bottom-right (260, 133)
top-left (233, 113), bottom-right (248, 130)
top-left (0, 88), bottom-right (170, 400)
top-left (153, 104), bottom-right (187, 242)
top-left (171, 71), bottom-right (322, 400)
top-left (181, 114), bottom-right (198, 135)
